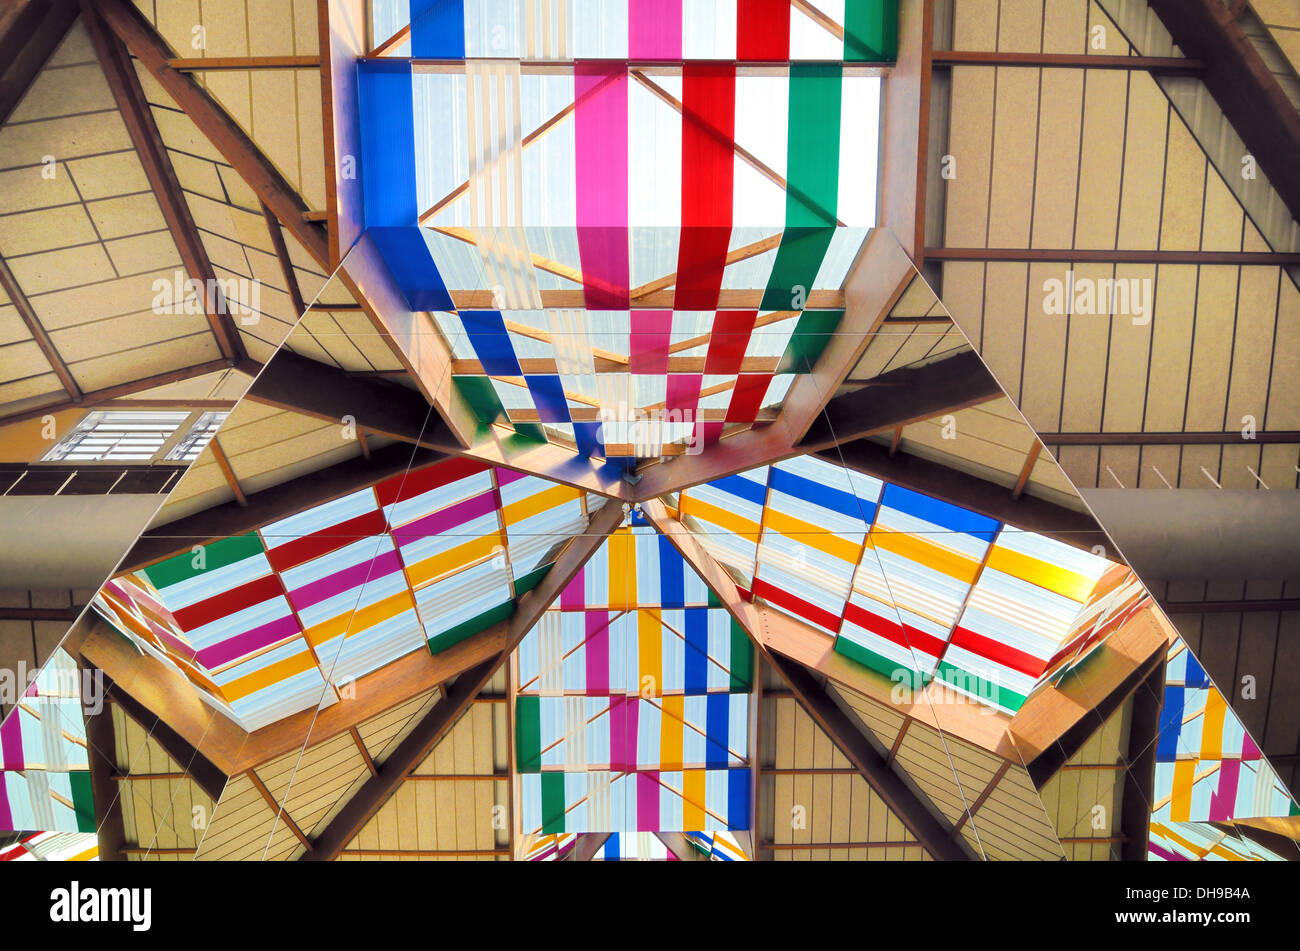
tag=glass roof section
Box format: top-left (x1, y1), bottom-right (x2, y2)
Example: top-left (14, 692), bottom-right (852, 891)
top-left (356, 2), bottom-right (889, 463)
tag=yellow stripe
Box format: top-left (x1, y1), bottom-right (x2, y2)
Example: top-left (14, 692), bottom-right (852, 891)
top-left (984, 545), bottom-right (1095, 601)
top-left (869, 527), bottom-right (981, 583)
top-left (501, 483), bottom-right (580, 526)
top-left (68, 845), bottom-right (99, 861)
top-left (638, 608), bottom-right (661, 696)
top-left (302, 588), bottom-right (416, 649)
top-left (1200, 691), bottom-right (1227, 760)
top-left (222, 643), bottom-right (317, 701)
top-left (1171, 760), bottom-right (1196, 823)
top-left (608, 528), bottom-right (636, 610)
top-left (763, 508), bottom-right (863, 564)
top-left (405, 533), bottom-right (503, 587)
top-left (680, 495), bottom-right (760, 543)
top-left (683, 769), bottom-right (707, 831)
top-left (660, 694), bottom-right (684, 769)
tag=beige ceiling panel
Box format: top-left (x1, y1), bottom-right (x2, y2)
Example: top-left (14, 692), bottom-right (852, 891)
top-left (6, 244), bottom-right (115, 296)
top-left (246, 0), bottom-right (296, 56)
top-left (0, 305), bottom-right (29, 346)
top-left (1042, 0), bottom-right (1089, 53)
top-left (239, 443), bottom-right (362, 498)
top-left (30, 268), bottom-right (177, 330)
top-left (49, 310), bottom-right (210, 363)
top-left (184, 191), bottom-right (238, 238)
top-left (987, 67), bottom-right (1038, 248)
top-left (68, 331), bottom-right (221, 392)
top-left (1098, 445), bottom-right (1140, 488)
top-left (249, 70), bottom-right (304, 202)
top-left (123, 366), bottom-right (248, 402)
top-left (46, 19), bottom-right (96, 67)
top-left (229, 425), bottom-right (345, 483)
top-left (295, 70), bottom-right (327, 210)
top-left (243, 245), bottom-right (291, 294)
top-left (151, 0), bottom-right (203, 59)
top-left (0, 111), bottom-right (132, 170)
top-left (1184, 265), bottom-right (1239, 432)
top-left (197, 229), bottom-right (251, 275)
top-left (1259, 444), bottom-right (1300, 491)
top-left (65, 150), bottom-right (151, 201)
top-left (1226, 267), bottom-right (1283, 429)
top-left (889, 276), bottom-right (937, 318)
top-left (1137, 444), bottom-right (1179, 488)
top-left (229, 204), bottom-right (276, 254)
top-left (952, 0), bottom-right (999, 49)
top-left (938, 261), bottom-right (985, 345)
top-left (0, 340), bottom-right (52, 381)
top-left (286, 325), bottom-right (339, 366)
top-left (86, 192), bottom-right (169, 240)
top-left (1265, 277), bottom-right (1300, 430)
top-left (1200, 168), bottom-right (1246, 252)
top-left (1177, 444), bottom-right (1221, 488)
top-left (214, 163), bottom-right (261, 211)
top-left (1088, 0), bottom-right (1133, 55)
top-left (148, 101), bottom-right (227, 165)
top-left (197, 70), bottom-right (252, 132)
top-left (104, 230), bottom-right (183, 276)
top-left (168, 151), bottom-right (225, 202)
top-left (1029, 449), bottom-right (1078, 496)
top-left (8, 63), bottom-right (115, 124)
top-left (942, 67), bottom-right (995, 248)
top-left (330, 311), bottom-right (406, 370)
top-left (292, 0), bottom-right (320, 53)
top-left (160, 459), bottom-right (228, 504)
top-left (0, 167), bottom-right (80, 215)
top-left (1059, 273), bottom-right (1114, 433)
top-left (1116, 71), bottom-right (1169, 251)
top-left (0, 372), bottom-right (60, 405)
top-left (1020, 262), bottom-right (1069, 430)
top-left (979, 261), bottom-right (1027, 404)
top-left (1099, 263), bottom-right (1157, 432)
top-left (997, 0), bottom-right (1045, 52)
top-left (0, 203), bottom-right (97, 257)
top-left (1158, 117), bottom-right (1207, 252)
top-left (1141, 264), bottom-right (1198, 431)
top-left (1030, 69), bottom-right (1084, 249)
top-left (1074, 69), bottom-right (1127, 250)
top-left (1219, 444), bottom-right (1264, 490)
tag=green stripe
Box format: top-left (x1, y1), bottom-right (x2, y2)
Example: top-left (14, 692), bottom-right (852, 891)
top-left (426, 600), bottom-right (513, 654)
top-left (69, 771), bottom-right (96, 834)
top-left (761, 64), bottom-right (841, 312)
top-left (454, 375), bottom-right (508, 425)
top-left (142, 533), bottom-right (264, 589)
top-left (933, 660), bottom-right (1028, 712)
top-left (540, 772), bottom-right (566, 833)
top-left (845, 0), bottom-right (899, 61)
top-left (511, 422), bottom-right (547, 443)
top-left (707, 588), bottom-right (722, 609)
top-left (834, 636), bottom-right (928, 690)
top-left (729, 617), bottom-right (753, 693)
top-left (513, 562), bottom-right (552, 598)
top-left (516, 694), bottom-right (541, 773)
top-left (777, 309), bottom-right (843, 373)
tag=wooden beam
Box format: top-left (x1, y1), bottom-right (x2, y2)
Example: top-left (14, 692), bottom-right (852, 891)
top-left (300, 500), bottom-right (624, 860)
top-left (261, 201), bottom-right (308, 320)
top-left (1011, 442), bottom-right (1043, 500)
top-left (0, 359), bottom-right (244, 425)
top-left (248, 769), bottom-right (313, 852)
top-left (931, 51), bottom-right (1203, 72)
top-left (102, 687), bottom-right (228, 802)
top-left (79, 660), bottom-right (126, 862)
top-left (96, 0), bottom-right (330, 268)
top-left (571, 833), bottom-right (613, 861)
top-left (1162, 598), bottom-right (1300, 614)
top-left (0, 0), bottom-right (78, 127)
top-left (208, 435), bottom-right (246, 506)
top-left (120, 440), bottom-right (444, 571)
top-left (879, 0), bottom-right (930, 261)
top-left (819, 439), bottom-right (1110, 553)
top-left (1120, 662), bottom-right (1164, 861)
top-left (82, 1), bottom-right (246, 363)
top-left (1041, 431), bottom-right (1300, 446)
top-left (799, 350), bottom-right (1003, 451)
top-left (167, 55), bottom-right (321, 70)
top-left (926, 247), bottom-right (1300, 265)
top-left (1148, 0), bottom-right (1300, 223)
top-left (447, 288), bottom-right (845, 310)
top-left (0, 254), bottom-right (80, 400)
top-left (0, 606), bottom-right (85, 621)
top-left (319, 0), bottom-right (366, 267)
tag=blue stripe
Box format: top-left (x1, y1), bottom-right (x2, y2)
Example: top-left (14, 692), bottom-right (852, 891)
top-left (1183, 651), bottom-right (1209, 688)
top-left (460, 310), bottom-right (521, 374)
top-left (684, 608), bottom-right (708, 694)
top-left (708, 473), bottom-right (767, 507)
top-left (705, 693), bottom-right (729, 768)
top-left (881, 483), bottom-right (999, 540)
top-left (525, 375), bottom-right (571, 423)
top-left (409, 0), bottom-right (465, 58)
top-left (358, 60), bottom-right (416, 228)
top-left (659, 535), bottom-right (685, 608)
top-left (1156, 685), bottom-right (1184, 762)
top-left (727, 768), bottom-right (749, 830)
top-left (572, 422), bottom-right (604, 458)
top-left (770, 467), bottom-right (873, 522)
top-left (368, 229), bottom-right (453, 312)
top-left (604, 832), bottom-right (619, 860)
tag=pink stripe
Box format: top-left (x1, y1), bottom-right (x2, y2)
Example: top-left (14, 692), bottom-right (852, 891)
top-left (629, 0), bottom-right (681, 58)
top-left (288, 549), bottom-right (405, 611)
top-left (496, 468), bottom-right (528, 486)
top-left (637, 770), bottom-right (660, 830)
top-left (197, 613), bottom-right (302, 669)
top-left (1209, 759), bottom-right (1241, 822)
top-left (585, 610), bottom-right (609, 695)
top-left (1241, 732), bottom-right (1262, 760)
top-left (0, 778), bottom-right (11, 832)
top-left (560, 569), bottom-right (585, 610)
top-left (0, 713), bottom-right (23, 770)
top-left (665, 374), bottom-right (702, 414)
top-left (393, 489), bottom-right (499, 542)
top-left (575, 63), bottom-right (629, 309)
top-left (630, 311), bottom-right (672, 374)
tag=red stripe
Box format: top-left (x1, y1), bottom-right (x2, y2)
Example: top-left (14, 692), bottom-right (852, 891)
top-left (843, 601), bottom-right (947, 658)
top-left (949, 625), bottom-right (1046, 678)
top-left (264, 508), bottom-right (389, 574)
top-left (675, 63), bottom-right (735, 309)
top-left (737, 0), bottom-right (790, 60)
top-left (373, 456), bottom-right (490, 508)
top-left (704, 310), bottom-right (756, 374)
top-left (172, 573), bottom-right (286, 631)
top-left (724, 373), bottom-right (772, 423)
top-left (753, 577), bottom-right (840, 633)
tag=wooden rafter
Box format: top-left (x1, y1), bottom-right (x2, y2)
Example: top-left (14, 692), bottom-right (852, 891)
top-left (931, 51), bottom-right (1203, 72)
top-left (208, 435), bottom-right (247, 507)
top-left (96, 0), bottom-right (330, 268)
top-left (82, 1), bottom-right (245, 363)
top-left (1011, 442), bottom-right (1043, 500)
top-left (300, 499), bottom-right (625, 861)
top-left (0, 0), bottom-right (78, 127)
top-left (79, 660), bottom-right (127, 862)
top-left (926, 247), bottom-right (1300, 265)
top-left (261, 201), bottom-right (308, 320)
top-left (0, 254), bottom-right (81, 400)
top-left (1120, 662), bottom-right (1164, 861)
top-left (102, 685), bottom-right (228, 802)
top-left (1042, 431), bottom-right (1300, 446)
